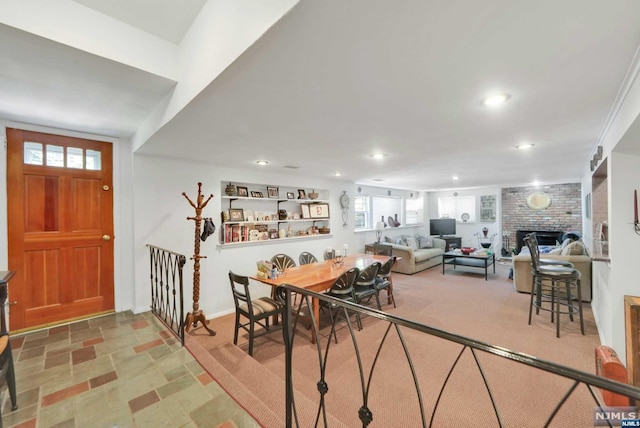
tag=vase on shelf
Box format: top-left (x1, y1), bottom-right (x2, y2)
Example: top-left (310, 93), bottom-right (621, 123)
top-left (225, 183), bottom-right (235, 196)
top-left (381, 215), bottom-right (387, 228)
top-left (394, 213), bottom-right (401, 227)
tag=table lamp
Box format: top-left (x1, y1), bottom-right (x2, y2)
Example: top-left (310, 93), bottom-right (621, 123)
top-left (375, 221), bottom-right (386, 243)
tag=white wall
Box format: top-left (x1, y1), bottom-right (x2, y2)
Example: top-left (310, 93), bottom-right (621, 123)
top-left (132, 154), bottom-right (360, 318)
top-left (583, 49), bottom-right (640, 363)
top-left (426, 187), bottom-right (503, 250)
top-left (601, 151), bottom-right (640, 363)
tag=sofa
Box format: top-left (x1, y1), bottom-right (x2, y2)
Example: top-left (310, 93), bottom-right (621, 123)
top-left (383, 235), bottom-right (446, 274)
top-left (512, 240), bottom-right (592, 302)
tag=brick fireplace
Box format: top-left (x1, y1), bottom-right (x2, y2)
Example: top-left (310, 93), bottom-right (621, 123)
top-left (501, 183), bottom-right (582, 254)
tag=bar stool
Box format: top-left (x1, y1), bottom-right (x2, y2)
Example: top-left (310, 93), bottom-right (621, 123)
top-left (524, 236), bottom-right (584, 338)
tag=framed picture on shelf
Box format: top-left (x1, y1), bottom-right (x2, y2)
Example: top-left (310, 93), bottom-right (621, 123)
top-left (300, 204), bottom-right (310, 219)
top-left (287, 192), bottom-right (295, 199)
top-left (251, 191), bottom-right (264, 198)
top-left (237, 186), bottom-right (248, 197)
top-left (267, 186), bottom-right (279, 198)
top-left (309, 203), bottom-right (329, 219)
top-left (229, 208), bottom-right (244, 221)
top-left (298, 189), bottom-right (307, 199)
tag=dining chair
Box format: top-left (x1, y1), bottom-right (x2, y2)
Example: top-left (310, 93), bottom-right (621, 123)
top-left (354, 262), bottom-right (382, 311)
top-left (323, 248), bottom-right (336, 260)
top-left (375, 256), bottom-right (397, 308)
top-left (524, 236), bottom-right (584, 338)
top-left (372, 243), bottom-right (393, 256)
top-left (0, 333), bottom-right (17, 426)
top-left (299, 252), bottom-right (318, 265)
top-left (322, 267), bottom-right (361, 342)
top-left (270, 254), bottom-right (296, 272)
top-left (228, 271), bottom-right (286, 356)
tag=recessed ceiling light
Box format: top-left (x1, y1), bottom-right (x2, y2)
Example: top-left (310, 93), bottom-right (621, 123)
top-left (370, 153), bottom-right (386, 160)
top-left (333, 172), bottom-right (343, 177)
top-left (373, 178), bottom-right (384, 182)
top-left (516, 143), bottom-right (534, 150)
top-left (256, 160), bottom-right (269, 165)
top-left (483, 93), bottom-right (510, 106)
top-left (452, 176), bottom-right (459, 180)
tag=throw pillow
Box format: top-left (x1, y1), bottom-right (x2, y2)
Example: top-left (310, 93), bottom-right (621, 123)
top-left (548, 247), bottom-right (562, 255)
top-left (560, 238), bottom-right (573, 250)
top-left (384, 236), bottom-right (394, 244)
top-left (417, 235), bottom-right (433, 249)
top-left (561, 241), bottom-right (585, 256)
top-left (395, 237), bottom-right (406, 246)
top-left (405, 236), bottom-right (419, 250)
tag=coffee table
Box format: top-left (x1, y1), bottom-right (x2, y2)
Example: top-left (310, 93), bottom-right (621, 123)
top-left (442, 251), bottom-right (495, 280)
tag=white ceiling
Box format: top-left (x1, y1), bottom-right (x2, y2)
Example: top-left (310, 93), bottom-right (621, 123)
top-left (2, 1), bottom-right (640, 191)
top-left (72, 0), bottom-right (207, 44)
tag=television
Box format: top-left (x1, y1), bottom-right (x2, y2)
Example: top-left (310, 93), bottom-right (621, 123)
top-left (430, 218), bottom-right (456, 237)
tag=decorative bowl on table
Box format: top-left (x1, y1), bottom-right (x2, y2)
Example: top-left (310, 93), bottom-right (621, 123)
top-left (461, 247), bottom-right (476, 255)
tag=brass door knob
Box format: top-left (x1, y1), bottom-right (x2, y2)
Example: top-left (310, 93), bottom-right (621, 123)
top-left (102, 235), bottom-right (111, 241)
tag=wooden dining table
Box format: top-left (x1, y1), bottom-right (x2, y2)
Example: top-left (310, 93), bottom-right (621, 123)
top-left (251, 253), bottom-right (391, 343)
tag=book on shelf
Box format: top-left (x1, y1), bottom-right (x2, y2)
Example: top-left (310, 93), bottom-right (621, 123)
top-left (223, 223), bottom-right (261, 244)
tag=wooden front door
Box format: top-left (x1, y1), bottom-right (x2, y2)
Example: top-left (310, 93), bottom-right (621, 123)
top-left (6, 128), bottom-right (114, 332)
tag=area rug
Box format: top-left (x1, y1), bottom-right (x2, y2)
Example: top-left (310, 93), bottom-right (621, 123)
top-left (187, 263), bottom-right (603, 427)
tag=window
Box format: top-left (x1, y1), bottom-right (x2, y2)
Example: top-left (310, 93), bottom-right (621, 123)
top-left (354, 196), bottom-right (369, 229)
top-left (405, 197), bottom-right (423, 225)
top-left (355, 194), bottom-right (423, 231)
top-left (46, 145), bottom-right (64, 167)
top-left (438, 196), bottom-right (476, 222)
top-left (373, 196), bottom-right (402, 227)
top-left (67, 147), bottom-right (84, 169)
top-left (24, 142), bottom-right (43, 165)
top-left (23, 143), bottom-right (102, 171)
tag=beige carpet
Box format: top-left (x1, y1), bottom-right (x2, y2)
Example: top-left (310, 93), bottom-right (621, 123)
top-left (186, 262), bottom-right (602, 427)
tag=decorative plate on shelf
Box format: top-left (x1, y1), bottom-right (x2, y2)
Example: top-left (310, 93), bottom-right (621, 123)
top-left (460, 212), bottom-right (470, 222)
top-left (527, 192), bottom-right (552, 210)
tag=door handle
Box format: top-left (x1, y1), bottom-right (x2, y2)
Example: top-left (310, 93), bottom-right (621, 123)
top-left (102, 235), bottom-right (111, 241)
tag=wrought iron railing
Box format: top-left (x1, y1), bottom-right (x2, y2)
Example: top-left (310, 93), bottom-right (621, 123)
top-left (279, 285), bottom-right (640, 428)
top-left (147, 245), bottom-right (186, 346)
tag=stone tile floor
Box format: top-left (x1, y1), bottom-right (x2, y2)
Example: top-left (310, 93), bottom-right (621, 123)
top-left (1, 311), bottom-right (260, 428)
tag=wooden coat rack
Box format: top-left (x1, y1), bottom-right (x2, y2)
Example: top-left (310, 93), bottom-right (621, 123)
top-left (182, 182), bottom-right (216, 335)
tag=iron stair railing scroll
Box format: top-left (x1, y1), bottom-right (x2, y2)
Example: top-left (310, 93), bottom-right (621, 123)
top-left (147, 245), bottom-right (186, 346)
top-left (280, 285), bottom-right (640, 428)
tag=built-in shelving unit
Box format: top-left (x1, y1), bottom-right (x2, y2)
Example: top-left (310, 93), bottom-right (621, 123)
top-left (218, 182), bottom-right (332, 247)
